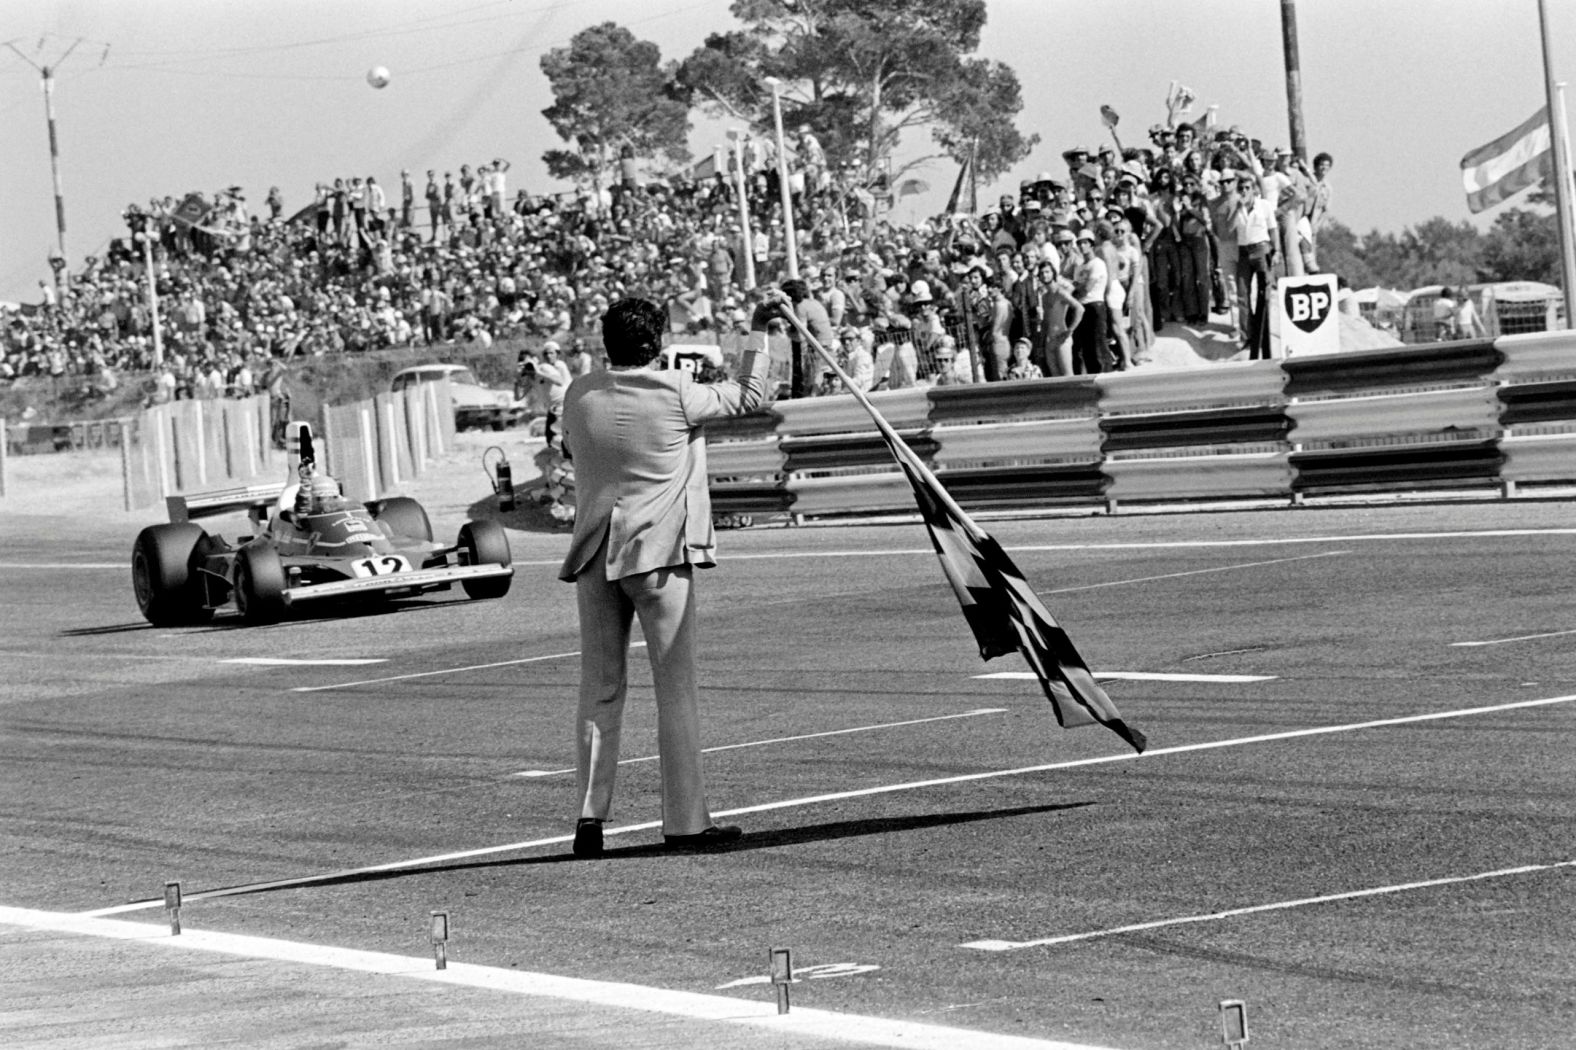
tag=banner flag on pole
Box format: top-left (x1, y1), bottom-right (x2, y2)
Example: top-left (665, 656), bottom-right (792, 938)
top-left (1461, 106), bottom-right (1552, 213)
top-left (945, 151), bottom-right (976, 216)
top-left (773, 305), bottom-right (1147, 754)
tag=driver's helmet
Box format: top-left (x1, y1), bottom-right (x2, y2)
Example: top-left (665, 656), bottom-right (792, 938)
top-left (295, 473), bottom-right (348, 515)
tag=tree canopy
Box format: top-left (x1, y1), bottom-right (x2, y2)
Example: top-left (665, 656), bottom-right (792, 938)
top-left (674, 0), bottom-right (1035, 190)
top-left (1318, 201), bottom-right (1563, 292)
top-left (539, 22), bottom-right (691, 192)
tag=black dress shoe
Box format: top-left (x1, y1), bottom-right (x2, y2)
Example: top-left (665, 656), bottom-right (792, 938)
top-left (662, 824), bottom-right (742, 851)
top-left (573, 818), bottom-right (604, 858)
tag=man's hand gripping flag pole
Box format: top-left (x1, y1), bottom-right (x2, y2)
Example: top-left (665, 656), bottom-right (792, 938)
top-left (772, 304), bottom-right (1146, 753)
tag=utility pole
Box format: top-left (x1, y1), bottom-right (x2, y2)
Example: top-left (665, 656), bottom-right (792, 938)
top-left (4, 38), bottom-right (88, 264)
top-left (1279, 0), bottom-right (1308, 160)
top-left (1537, 0), bottom-right (1576, 328)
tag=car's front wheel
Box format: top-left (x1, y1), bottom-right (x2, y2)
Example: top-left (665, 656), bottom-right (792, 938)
top-left (132, 524), bottom-right (214, 626)
top-left (458, 520), bottom-right (512, 600)
top-left (235, 545), bottom-right (288, 624)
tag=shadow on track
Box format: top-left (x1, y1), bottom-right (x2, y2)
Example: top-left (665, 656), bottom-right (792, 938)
top-left (168, 801), bottom-right (1097, 903)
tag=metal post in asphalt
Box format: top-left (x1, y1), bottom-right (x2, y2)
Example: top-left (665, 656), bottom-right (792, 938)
top-left (163, 881), bottom-right (182, 935)
top-left (764, 77), bottom-right (798, 279)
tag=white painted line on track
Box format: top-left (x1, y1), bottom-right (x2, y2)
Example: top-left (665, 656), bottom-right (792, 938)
top-left (0, 906), bottom-right (1118, 1050)
top-left (978, 672), bottom-right (1277, 684)
top-left (291, 643), bottom-right (645, 693)
top-left (1452, 627), bottom-right (1576, 647)
top-left (224, 657), bottom-right (388, 666)
top-left (0, 562), bottom-right (123, 570)
top-left (1040, 550), bottom-right (1347, 594)
top-left (85, 693), bottom-right (1576, 918)
top-left (961, 859), bottom-right (1576, 951)
top-left (512, 708), bottom-right (1010, 776)
top-left (501, 527), bottom-right (1576, 568)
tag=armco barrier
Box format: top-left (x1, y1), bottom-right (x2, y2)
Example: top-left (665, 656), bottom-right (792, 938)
top-left (1285, 386), bottom-right (1502, 445)
top-left (1492, 331), bottom-right (1576, 382)
top-left (705, 329), bottom-right (1576, 521)
top-left (1282, 339), bottom-right (1502, 397)
top-left (1104, 452), bottom-right (1296, 504)
top-left (931, 417), bottom-right (1103, 468)
top-left (1101, 406), bottom-right (1290, 452)
top-left (1497, 380), bottom-right (1576, 425)
top-left (1290, 440), bottom-right (1504, 494)
top-left (1095, 362), bottom-right (1285, 414)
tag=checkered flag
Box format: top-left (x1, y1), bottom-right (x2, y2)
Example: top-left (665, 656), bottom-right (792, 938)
top-left (775, 308), bottom-right (1147, 753)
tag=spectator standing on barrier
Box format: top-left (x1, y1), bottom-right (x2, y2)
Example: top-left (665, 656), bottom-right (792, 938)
top-left (424, 171), bottom-right (442, 241)
top-left (1433, 288), bottom-right (1459, 341)
top-left (783, 277), bottom-right (833, 398)
top-left (1070, 229), bottom-right (1112, 374)
top-left (266, 186), bottom-right (283, 220)
top-left (1035, 261), bottom-right (1081, 377)
top-left (1232, 173), bottom-right (1277, 360)
top-left (558, 294), bottom-right (775, 859)
top-left (1456, 288), bottom-right (1486, 339)
top-left (263, 352), bottom-right (290, 449)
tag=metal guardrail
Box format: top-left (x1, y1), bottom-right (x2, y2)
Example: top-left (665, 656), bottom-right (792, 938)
top-left (703, 330), bottom-right (1576, 520)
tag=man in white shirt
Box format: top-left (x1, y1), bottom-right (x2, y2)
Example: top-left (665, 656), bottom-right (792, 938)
top-left (1232, 174), bottom-right (1278, 359)
top-left (1070, 229), bottom-right (1112, 373)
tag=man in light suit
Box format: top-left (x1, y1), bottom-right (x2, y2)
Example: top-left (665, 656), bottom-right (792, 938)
top-left (560, 294), bottom-right (779, 857)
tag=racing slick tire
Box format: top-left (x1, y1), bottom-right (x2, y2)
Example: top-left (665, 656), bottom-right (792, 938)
top-left (132, 523), bottom-right (214, 626)
top-left (235, 544), bottom-right (288, 624)
top-left (457, 520), bottom-right (512, 600)
top-left (374, 496), bottom-right (433, 542)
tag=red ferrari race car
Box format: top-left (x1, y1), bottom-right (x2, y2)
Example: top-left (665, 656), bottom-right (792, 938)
top-left (131, 424), bottom-right (512, 625)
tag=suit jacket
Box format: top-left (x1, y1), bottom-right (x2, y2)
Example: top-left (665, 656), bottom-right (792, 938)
top-left (558, 345), bottom-right (769, 582)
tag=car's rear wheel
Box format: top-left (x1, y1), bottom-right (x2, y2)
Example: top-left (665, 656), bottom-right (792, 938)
top-left (374, 496), bottom-right (433, 542)
top-left (458, 520), bottom-right (512, 600)
top-left (132, 524), bottom-right (214, 626)
top-left (235, 545), bottom-right (288, 624)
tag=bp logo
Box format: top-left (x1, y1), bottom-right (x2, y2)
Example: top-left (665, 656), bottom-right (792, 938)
top-left (1282, 281), bottom-right (1334, 333)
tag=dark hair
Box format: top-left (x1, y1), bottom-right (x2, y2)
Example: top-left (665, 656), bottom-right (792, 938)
top-left (780, 278), bottom-right (811, 303)
top-left (601, 297), bottom-right (667, 367)
top-left (1313, 151), bottom-right (1334, 168)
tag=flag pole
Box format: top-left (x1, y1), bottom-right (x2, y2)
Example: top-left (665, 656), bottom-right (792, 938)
top-left (773, 304), bottom-right (981, 532)
top-left (1538, 0), bottom-right (1576, 327)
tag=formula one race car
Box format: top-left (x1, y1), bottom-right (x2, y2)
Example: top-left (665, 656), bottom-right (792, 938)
top-left (131, 422), bottom-right (513, 626)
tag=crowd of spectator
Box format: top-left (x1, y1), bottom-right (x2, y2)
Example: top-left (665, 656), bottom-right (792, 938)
top-left (0, 108), bottom-right (1334, 407)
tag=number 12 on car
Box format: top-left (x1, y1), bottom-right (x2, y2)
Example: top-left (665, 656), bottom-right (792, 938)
top-left (353, 555), bottom-right (412, 577)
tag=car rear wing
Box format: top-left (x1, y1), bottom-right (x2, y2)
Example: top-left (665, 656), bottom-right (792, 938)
top-left (167, 483), bottom-right (287, 523)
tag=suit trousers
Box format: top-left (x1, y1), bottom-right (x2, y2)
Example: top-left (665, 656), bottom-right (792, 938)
top-left (574, 538), bottom-right (711, 836)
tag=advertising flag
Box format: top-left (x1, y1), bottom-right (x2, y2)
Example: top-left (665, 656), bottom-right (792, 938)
top-left (1461, 107), bottom-right (1552, 214)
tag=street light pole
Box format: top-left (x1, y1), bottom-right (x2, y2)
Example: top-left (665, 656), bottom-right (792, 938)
top-left (764, 76), bottom-right (799, 280)
top-left (5, 38), bottom-right (84, 264)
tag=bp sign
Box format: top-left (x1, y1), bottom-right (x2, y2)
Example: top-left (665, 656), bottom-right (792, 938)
top-left (1274, 273), bottom-right (1340, 356)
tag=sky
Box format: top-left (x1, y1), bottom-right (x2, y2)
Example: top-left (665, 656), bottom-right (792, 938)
top-left (3, 0), bottom-right (1573, 304)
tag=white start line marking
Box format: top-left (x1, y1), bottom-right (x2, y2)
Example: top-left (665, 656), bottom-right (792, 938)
top-left (978, 672), bottom-right (1277, 684)
top-left (962, 859), bottom-right (1576, 951)
top-left (513, 708), bottom-right (1009, 777)
top-left (223, 658), bottom-right (389, 666)
top-left (0, 907), bottom-right (1117, 1050)
top-left (1451, 627), bottom-right (1576, 647)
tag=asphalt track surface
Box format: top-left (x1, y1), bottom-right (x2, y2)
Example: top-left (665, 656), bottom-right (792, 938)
top-left (3, 446), bottom-right (1575, 1048)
